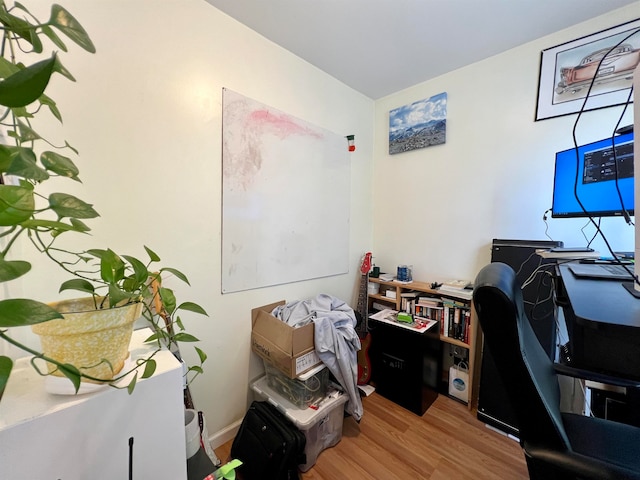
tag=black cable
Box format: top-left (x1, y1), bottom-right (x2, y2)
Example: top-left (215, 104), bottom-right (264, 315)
top-left (570, 26), bottom-right (640, 285)
top-left (129, 437), bottom-right (134, 480)
top-left (581, 216), bottom-right (599, 249)
top-left (609, 86), bottom-right (635, 225)
top-left (543, 208), bottom-right (554, 242)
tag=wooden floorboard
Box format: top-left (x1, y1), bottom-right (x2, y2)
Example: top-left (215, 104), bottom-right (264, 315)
top-left (214, 392), bottom-right (529, 479)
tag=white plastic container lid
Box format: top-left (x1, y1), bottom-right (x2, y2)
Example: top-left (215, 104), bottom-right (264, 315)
top-left (296, 361), bottom-right (326, 381)
top-left (251, 376), bottom-right (346, 429)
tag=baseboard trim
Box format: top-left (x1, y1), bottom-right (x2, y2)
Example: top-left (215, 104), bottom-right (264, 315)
top-left (208, 419), bottom-right (242, 449)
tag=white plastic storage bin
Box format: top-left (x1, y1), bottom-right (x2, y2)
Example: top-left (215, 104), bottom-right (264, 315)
top-left (251, 376), bottom-right (347, 472)
top-left (264, 360), bottom-right (329, 408)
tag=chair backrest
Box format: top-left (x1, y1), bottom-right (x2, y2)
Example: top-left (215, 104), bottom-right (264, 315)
top-left (473, 262), bottom-right (570, 450)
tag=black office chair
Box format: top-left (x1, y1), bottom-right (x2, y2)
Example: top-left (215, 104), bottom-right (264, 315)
top-left (473, 262), bottom-right (640, 480)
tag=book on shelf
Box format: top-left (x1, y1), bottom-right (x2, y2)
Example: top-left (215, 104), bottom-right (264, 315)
top-left (440, 303), bottom-right (471, 344)
top-left (417, 295), bottom-right (442, 307)
top-left (401, 296), bottom-right (415, 313)
top-left (378, 273), bottom-right (394, 281)
top-left (400, 290), bottom-right (422, 298)
top-left (441, 297), bottom-right (470, 308)
top-left (438, 285), bottom-right (473, 300)
top-left (442, 279), bottom-right (473, 289)
top-left (414, 303), bottom-right (443, 322)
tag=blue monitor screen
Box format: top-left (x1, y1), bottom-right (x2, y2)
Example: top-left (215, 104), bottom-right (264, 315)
top-left (551, 132), bottom-right (634, 218)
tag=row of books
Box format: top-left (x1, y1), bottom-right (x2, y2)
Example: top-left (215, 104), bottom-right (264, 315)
top-left (401, 294), bottom-right (472, 344)
top-left (439, 300), bottom-right (472, 344)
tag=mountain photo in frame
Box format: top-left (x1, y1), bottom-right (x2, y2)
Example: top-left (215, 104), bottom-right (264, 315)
top-left (389, 92), bottom-right (447, 155)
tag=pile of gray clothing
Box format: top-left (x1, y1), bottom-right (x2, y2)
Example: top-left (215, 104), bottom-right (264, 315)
top-left (272, 293), bottom-right (363, 421)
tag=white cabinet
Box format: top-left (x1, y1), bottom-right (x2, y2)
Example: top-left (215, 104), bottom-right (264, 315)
top-left (0, 329), bottom-right (187, 480)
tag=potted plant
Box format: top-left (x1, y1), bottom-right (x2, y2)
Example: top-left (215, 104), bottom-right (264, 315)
top-left (0, 0), bottom-right (207, 400)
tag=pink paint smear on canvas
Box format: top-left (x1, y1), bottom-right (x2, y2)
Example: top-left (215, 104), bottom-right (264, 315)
top-left (247, 109), bottom-right (323, 140)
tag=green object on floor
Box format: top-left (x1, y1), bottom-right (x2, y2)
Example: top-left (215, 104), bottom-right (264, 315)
top-left (215, 459), bottom-right (242, 479)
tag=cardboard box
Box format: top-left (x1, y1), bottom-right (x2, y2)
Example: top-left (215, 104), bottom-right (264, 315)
top-left (251, 301), bottom-right (321, 378)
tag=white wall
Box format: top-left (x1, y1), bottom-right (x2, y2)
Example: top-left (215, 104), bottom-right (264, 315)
top-left (5, 0), bottom-right (374, 442)
top-left (373, 3), bottom-right (639, 283)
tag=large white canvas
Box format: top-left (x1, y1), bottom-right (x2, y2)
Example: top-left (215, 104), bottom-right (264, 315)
top-left (221, 89), bottom-right (350, 293)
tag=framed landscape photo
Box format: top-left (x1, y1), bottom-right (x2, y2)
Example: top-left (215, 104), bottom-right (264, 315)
top-left (535, 18), bottom-right (640, 121)
top-left (389, 92), bottom-right (447, 154)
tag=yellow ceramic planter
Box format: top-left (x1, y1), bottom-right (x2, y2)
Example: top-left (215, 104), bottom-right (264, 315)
top-left (31, 297), bottom-right (143, 383)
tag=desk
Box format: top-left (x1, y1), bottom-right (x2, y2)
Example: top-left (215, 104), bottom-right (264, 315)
top-left (557, 263), bottom-right (640, 381)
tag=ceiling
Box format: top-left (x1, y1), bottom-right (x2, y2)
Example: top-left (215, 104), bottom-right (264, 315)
top-left (205, 0), bottom-right (638, 99)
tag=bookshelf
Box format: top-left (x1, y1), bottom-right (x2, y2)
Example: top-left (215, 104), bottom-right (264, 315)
top-left (367, 277), bottom-right (483, 410)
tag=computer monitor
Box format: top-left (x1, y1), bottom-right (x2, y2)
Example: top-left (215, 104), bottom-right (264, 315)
top-left (551, 131), bottom-right (634, 218)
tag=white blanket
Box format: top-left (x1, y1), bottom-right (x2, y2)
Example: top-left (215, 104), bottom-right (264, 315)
top-left (272, 293), bottom-right (363, 421)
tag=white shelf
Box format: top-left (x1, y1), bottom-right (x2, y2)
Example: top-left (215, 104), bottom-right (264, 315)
top-left (0, 328), bottom-right (187, 480)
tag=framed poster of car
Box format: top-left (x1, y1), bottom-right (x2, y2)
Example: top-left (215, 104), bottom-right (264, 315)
top-left (535, 18), bottom-right (640, 121)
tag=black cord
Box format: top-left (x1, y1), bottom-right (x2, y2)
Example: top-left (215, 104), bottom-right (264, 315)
top-left (129, 437), bottom-right (134, 480)
top-left (570, 26), bottom-right (640, 285)
top-left (542, 208), bottom-right (554, 241)
top-left (609, 87), bottom-right (635, 225)
top-left (580, 216), bottom-right (599, 249)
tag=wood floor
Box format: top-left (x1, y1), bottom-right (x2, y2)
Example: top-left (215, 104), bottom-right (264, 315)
top-left (214, 392), bottom-right (529, 479)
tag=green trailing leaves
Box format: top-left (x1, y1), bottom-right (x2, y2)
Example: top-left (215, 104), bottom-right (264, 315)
top-left (99, 249), bottom-right (124, 284)
top-left (0, 356), bottom-right (12, 401)
top-left (0, 184), bottom-right (35, 226)
top-left (0, 298), bottom-right (62, 327)
top-left (40, 23), bottom-right (67, 52)
top-left (161, 266), bottom-right (190, 285)
top-left (59, 278), bottom-right (95, 295)
top-left (0, 144), bottom-right (13, 171)
top-left (0, 56), bottom-right (56, 107)
top-left (14, 119), bottom-right (42, 143)
top-left (52, 54), bottom-right (76, 82)
top-left (141, 359), bottom-right (156, 379)
top-left (0, 6), bottom-right (43, 53)
top-left (107, 283), bottom-right (138, 307)
top-left (127, 373), bottom-right (137, 394)
top-left (177, 301), bottom-right (208, 316)
top-left (144, 331), bottom-right (160, 343)
top-left (195, 346), bottom-right (207, 364)
top-left (173, 332), bottom-right (199, 343)
top-left (39, 93), bottom-right (62, 122)
top-left (58, 363), bottom-right (81, 393)
top-left (5, 146), bottom-right (49, 181)
top-left (0, 257), bottom-right (31, 282)
top-left (159, 287), bottom-right (176, 315)
top-left (144, 245), bottom-right (160, 262)
top-left (49, 4), bottom-right (96, 53)
top-left (41, 151), bottom-right (80, 180)
top-left (49, 192), bottom-right (99, 219)
top-left (21, 218), bottom-right (86, 235)
top-left (122, 255), bottom-right (149, 284)
top-left (69, 218), bottom-right (91, 232)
